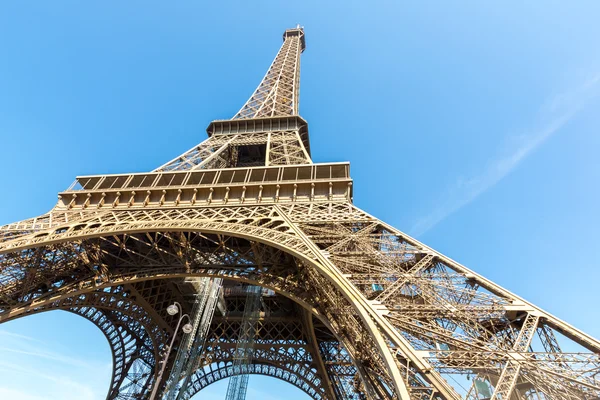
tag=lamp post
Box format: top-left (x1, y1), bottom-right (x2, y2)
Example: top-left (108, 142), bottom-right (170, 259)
top-left (149, 302), bottom-right (193, 400)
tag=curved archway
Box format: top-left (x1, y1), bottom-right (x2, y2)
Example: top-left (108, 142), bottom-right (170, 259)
top-left (0, 220), bottom-right (404, 398)
top-left (69, 300), bottom-right (159, 399)
top-left (0, 277), bottom-right (356, 400)
top-left (1, 276), bottom-right (365, 400)
top-left (183, 358), bottom-right (323, 399)
top-left (1, 286), bottom-right (165, 400)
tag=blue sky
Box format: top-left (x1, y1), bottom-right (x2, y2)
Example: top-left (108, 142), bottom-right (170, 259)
top-left (1, 1), bottom-right (600, 399)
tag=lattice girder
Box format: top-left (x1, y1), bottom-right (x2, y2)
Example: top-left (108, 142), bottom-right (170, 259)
top-left (0, 224), bottom-right (405, 398)
top-left (179, 309), bottom-right (328, 399)
top-left (0, 286), bottom-right (167, 400)
top-left (2, 201), bottom-right (600, 399)
top-left (2, 26), bottom-right (600, 400)
top-left (154, 117), bottom-right (312, 173)
top-left (2, 202), bottom-right (600, 398)
top-left (233, 27), bottom-right (304, 120)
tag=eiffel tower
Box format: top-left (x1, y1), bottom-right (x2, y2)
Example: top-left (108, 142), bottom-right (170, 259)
top-left (1, 26), bottom-right (599, 400)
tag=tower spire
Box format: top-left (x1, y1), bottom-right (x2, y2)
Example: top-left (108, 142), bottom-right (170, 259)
top-left (154, 26), bottom-right (310, 172)
top-left (2, 25), bottom-right (600, 400)
top-left (233, 27), bottom-right (305, 119)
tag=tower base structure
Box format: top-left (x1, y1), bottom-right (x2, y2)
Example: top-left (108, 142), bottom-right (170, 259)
top-left (1, 27), bottom-right (599, 400)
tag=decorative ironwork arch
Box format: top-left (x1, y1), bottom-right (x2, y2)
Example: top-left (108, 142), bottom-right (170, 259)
top-left (0, 215), bottom-right (407, 400)
top-left (1, 286), bottom-right (164, 399)
top-left (185, 362), bottom-right (324, 400)
top-left (1, 24), bottom-right (599, 399)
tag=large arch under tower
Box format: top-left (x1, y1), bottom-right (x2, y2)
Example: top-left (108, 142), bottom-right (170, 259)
top-left (1, 26), bottom-right (599, 400)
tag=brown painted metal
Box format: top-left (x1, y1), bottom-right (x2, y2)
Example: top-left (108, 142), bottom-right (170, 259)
top-left (1, 26), bottom-right (599, 400)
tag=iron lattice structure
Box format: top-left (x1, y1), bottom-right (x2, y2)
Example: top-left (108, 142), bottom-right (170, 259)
top-left (1, 26), bottom-right (599, 400)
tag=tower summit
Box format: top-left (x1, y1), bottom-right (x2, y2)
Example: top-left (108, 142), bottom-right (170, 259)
top-left (156, 25), bottom-right (310, 172)
top-left (1, 27), bottom-right (599, 400)
top-left (235, 25), bottom-right (305, 120)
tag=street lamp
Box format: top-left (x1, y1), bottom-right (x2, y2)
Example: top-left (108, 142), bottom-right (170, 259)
top-left (149, 302), bottom-right (193, 400)
top-left (166, 304), bottom-right (179, 316)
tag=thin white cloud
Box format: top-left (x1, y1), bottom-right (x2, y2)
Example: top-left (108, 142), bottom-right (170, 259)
top-left (0, 329), bottom-right (101, 369)
top-left (0, 327), bottom-right (111, 400)
top-left (0, 361), bottom-right (97, 400)
top-left (0, 346), bottom-right (95, 368)
top-left (410, 73), bottom-right (600, 237)
top-left (0, 388), bottom-right (47, 400)
top-left (0, 329), bottom-right (44, 343)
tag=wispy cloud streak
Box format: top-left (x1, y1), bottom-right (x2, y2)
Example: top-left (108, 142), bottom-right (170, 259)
top-left (410, 74), bottom-right (600, 237)
top-left (0, 329), bottom-right (43, 343)
top-left (0, 328), bottom-right (98, 369)
top-left (0, 329), bottom-right (108, 400)
top-left (0, 346), bottom-right (96, 368)
top-left (0, 361), bottom-right (96, 400)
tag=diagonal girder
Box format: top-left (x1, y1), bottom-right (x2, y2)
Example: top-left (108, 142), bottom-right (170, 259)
top-left (1, 25), bottom-right (600, 400)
